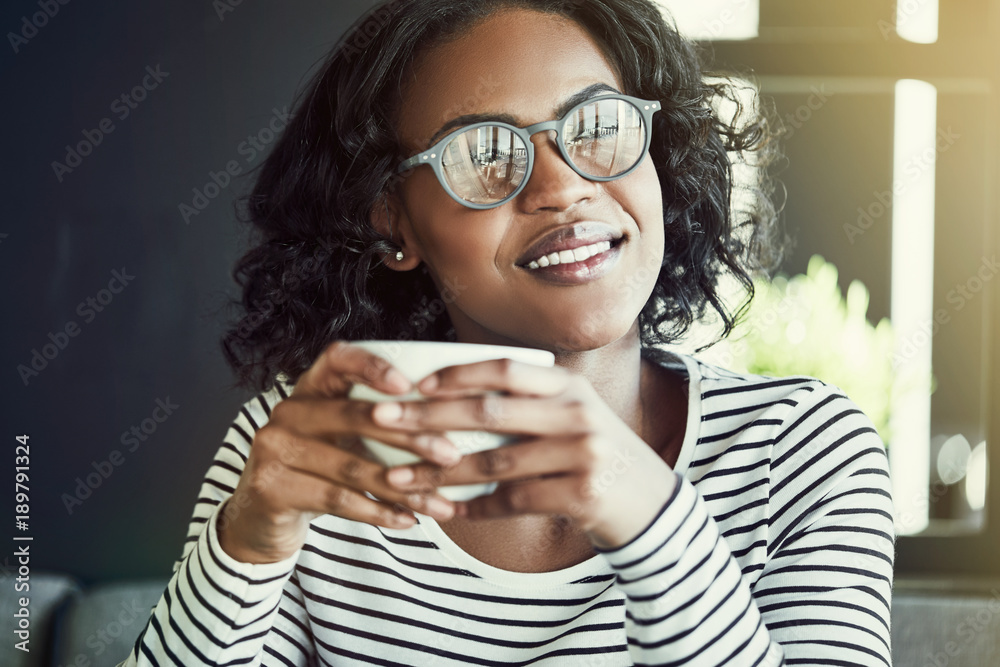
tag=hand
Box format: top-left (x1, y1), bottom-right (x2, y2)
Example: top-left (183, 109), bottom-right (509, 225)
top-left (216, 341), bottom-right (462, 564)
top-left (371, 359), bottom-right (678, 549)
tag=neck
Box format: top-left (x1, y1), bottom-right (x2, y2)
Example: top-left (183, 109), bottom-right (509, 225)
top-left (551, 330), bottom-right (647, 438)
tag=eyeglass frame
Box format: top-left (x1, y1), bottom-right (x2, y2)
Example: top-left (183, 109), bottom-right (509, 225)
top-left (395, 93), bottom-right (662, 210)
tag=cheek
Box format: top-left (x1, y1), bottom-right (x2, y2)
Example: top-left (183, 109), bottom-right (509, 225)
top-left (599, 161), bottom-right (665, 328)
top-left (405, 195), bottom-right (509, 288)
top-left (629, 160), bottom-right (664, 225)
top-left (617, 160), bottom-right (665, 263)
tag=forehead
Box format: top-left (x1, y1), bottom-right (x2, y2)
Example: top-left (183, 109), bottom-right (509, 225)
top-left (397, 9), bottom-right (622, 149)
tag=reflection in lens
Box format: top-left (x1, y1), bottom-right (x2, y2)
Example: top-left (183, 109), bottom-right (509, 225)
top-left (564, 99), bottom-right (645, 178)
top-left (438, 98), bottom-right (647, 205)
top-left (442, 126), bottom-right (527, 205)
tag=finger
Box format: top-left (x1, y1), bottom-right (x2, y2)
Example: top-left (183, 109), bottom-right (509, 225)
top-left (294, 341), bottom-right (412, 398)
top-left (386, 437), bottom-right (587, 489)
top-left (417, 358), bottom-right (571, 397)
top-left (270, 397), bottom-right (462, 466)
top-left (372, 393), bottom-right (592, 436)
top-left (267, 433), bottom-right (457, 519)
top-left (253, 423), bottom-right (456, 518)
top-left (250, 464), bottom-right (421, 529)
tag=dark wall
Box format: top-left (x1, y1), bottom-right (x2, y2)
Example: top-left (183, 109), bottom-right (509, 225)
top-left (1, 0), bottom-right (372, 583)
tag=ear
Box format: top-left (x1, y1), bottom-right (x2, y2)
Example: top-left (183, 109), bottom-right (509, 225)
top-left (370, 195), bottom-right (422, 271)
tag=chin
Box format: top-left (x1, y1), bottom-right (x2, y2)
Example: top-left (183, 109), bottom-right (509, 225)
top-left (547, 316), bottom-right (640, 353)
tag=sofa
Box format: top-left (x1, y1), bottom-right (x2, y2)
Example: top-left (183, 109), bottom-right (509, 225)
top-left (2, 572), bottom-right (998, 666)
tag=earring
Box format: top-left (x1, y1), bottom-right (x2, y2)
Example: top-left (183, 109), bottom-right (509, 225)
top-left (395, 250), bottom-right (405, 261)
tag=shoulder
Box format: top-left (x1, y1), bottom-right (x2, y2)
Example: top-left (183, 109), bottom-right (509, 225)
top-left (646, 345), bottom-right (843, 421)
top-left (648, 346), bottom-right (887, 472)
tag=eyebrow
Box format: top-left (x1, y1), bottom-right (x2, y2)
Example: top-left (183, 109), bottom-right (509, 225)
top-left (424, 82), bottom-right (622, 149)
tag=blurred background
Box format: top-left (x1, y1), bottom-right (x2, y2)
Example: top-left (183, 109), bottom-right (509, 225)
top-left (0, 0), bottom-right (997, 662)
top-left (656, 0), bottom-right (1000, 576)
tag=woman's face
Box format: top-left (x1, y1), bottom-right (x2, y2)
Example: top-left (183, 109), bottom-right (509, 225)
top-left (393, 8), bottom-right (664, 352)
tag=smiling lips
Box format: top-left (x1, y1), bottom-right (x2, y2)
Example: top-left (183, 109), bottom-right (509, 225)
top-left (515, 221), bottom-right (624, 285)
top-left (525, 240), bottom-right (613, 269)
top-left (517, 222), bottom-right (622, 266)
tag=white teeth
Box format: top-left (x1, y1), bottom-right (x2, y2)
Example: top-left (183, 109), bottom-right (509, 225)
top-left (525, 240), bottom-right (613, 269)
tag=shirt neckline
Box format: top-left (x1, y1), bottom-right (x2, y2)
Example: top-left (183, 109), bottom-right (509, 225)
top-left (415, 348), bottom-right (702, 588)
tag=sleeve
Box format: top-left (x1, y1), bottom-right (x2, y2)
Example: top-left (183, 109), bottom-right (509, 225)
top-left (596, 386), bottom-right (895, 667)
top-left (119, 386), bottom-right (319, 666)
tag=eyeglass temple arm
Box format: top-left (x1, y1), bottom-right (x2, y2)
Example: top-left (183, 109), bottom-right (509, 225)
top-left (397, 155), bottom-right (424, 173)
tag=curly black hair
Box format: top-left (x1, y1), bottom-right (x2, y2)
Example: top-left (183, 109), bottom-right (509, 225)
top-left (221, 0), bottom-right (785, 391)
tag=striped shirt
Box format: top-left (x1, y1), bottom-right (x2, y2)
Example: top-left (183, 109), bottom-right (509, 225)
top-left (122, 348), bottom-right (894, 666)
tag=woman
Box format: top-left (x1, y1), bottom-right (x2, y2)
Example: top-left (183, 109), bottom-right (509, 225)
top-left (123, 1), bottom-right (894, 665)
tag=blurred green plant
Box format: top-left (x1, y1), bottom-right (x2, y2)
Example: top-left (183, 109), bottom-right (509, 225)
top-left (701, 255), bottom-right (921, 443)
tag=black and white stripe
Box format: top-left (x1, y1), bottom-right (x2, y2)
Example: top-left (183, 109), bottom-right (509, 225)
top-left (121, 350), bottom-right (894, 666)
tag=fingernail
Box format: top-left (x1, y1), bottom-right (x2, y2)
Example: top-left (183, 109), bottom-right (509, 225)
top-left (426, 496), bottom-right (454, 519)
top-left (394, 512), bottom-right (416, 527)
top-left (418, 374), bottom-right (439, 394)
top-left (434, 439), bottom-right (462, 466)
top-left (374, 402), bottom-right (402, 422)
top-left (388, 466), bottom-right (414, 486)
top-left (385, 368), bottom-right (411, 392)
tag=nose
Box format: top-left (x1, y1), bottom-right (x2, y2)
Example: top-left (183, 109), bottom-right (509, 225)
top-left (516, 130), bottom-right (598, 213)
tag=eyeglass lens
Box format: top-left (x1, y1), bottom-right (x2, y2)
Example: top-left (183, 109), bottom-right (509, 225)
top-left (440, 98), bottom-right (647, 206)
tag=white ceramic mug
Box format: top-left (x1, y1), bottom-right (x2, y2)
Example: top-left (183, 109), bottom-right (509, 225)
top-left (348, 340), bottom-right (555, 501)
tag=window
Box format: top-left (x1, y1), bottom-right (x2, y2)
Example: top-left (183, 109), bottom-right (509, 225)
top-left (660, 0), bottom-right (999, 576)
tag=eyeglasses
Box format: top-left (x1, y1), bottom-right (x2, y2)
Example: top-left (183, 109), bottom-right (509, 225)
top-left (396, 94), bottom-right (661, 209)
